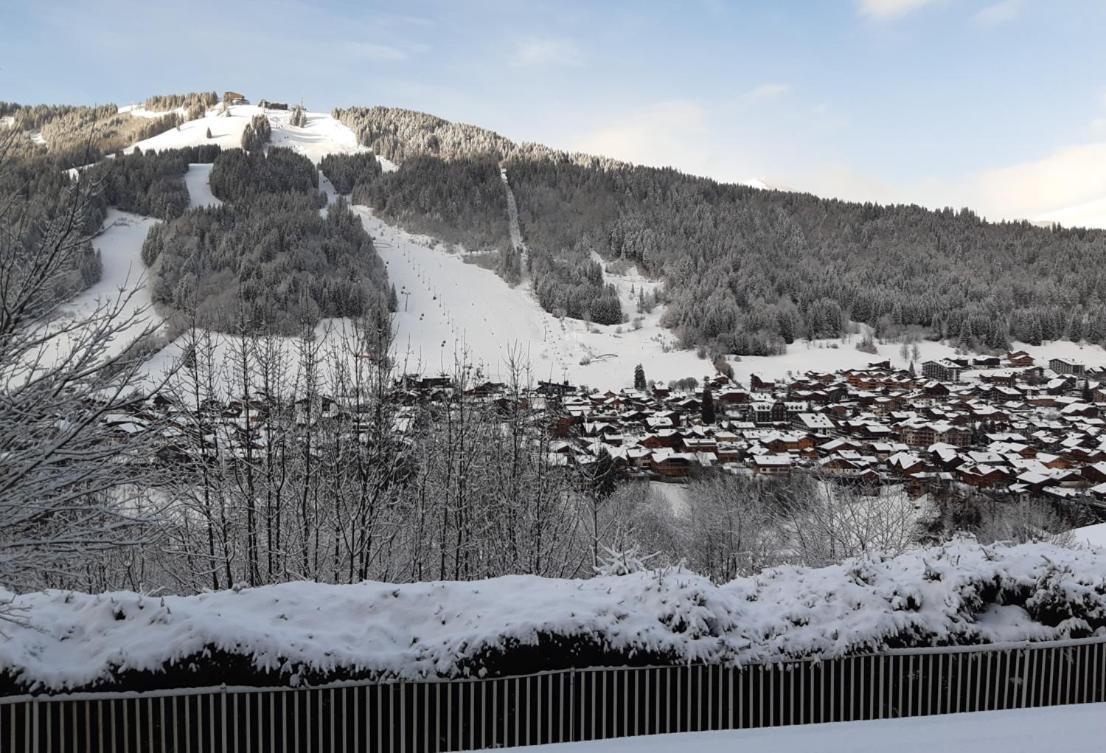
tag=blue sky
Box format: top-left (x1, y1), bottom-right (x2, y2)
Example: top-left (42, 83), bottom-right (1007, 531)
top-left (4, 0), bottom-right (1106, 220)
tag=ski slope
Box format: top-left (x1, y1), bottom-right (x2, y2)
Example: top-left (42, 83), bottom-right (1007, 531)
top-left (358, 207), bottom-right (706, 385)
top-left (183, 163), bottom-right (221, 209)
top-left (59, 209), bottom-right (161, 358)
top-left (128, 103), bottom-right (387, 166)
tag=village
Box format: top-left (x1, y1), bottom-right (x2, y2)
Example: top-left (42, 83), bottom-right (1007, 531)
top-left (535, 351), bottom-right (1106, 505)
top-left (534, 352), bottom-right (1106, 503)
top-left (96, 348), bottom-right (1106, 519)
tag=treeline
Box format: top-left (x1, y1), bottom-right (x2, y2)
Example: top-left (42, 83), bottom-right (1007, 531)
top-left (319, 152), bottom-right (381, 194)
top-left (333, 105), bottom-right (1106, 354)
top-left (530, 246), bottom-right (622, 324)
top-left (351, 155), bottom-right (512, 252)
top-left (142, 147), bottom-right (391, 334)
top-left (143, 91), bottom-right (218, 118)
top-left (323, 151), bottom-right (616, 316)
top-left (209, 146), bottom-right (318, 203)
top-left (240, 113), bottom-right (271, 152)
top-left (506, 158), bottom-right (1106, 354)
top-left (333, 106), bottom-right (624, 168)
top-left (1, 102), bottom-right (185, 168)
top-left (0, 150), bottom-right (104, 307)
top-left (87, 145), bottom-right (221, 220)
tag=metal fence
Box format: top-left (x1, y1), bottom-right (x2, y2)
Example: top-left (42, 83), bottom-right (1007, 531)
top-left (3, 636), bottom-right (1105, 752)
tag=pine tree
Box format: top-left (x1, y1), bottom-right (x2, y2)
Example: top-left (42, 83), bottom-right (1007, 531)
top-left (633, 363), bottom-right (646, 391)
top-left (701, 386), bottom-right (716, 424)
top-left (206, 127), bottom-right (213, 139)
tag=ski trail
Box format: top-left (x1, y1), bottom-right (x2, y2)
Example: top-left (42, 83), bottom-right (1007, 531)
top-left (500, 166), bottom-right (529, 281)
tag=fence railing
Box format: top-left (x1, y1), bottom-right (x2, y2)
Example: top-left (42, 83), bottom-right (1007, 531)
top-left (3, 636), bottom-right (1105, 752)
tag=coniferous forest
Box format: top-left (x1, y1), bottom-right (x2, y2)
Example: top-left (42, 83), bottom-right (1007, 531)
top-left (335, 106), bottom-right (1106, 355)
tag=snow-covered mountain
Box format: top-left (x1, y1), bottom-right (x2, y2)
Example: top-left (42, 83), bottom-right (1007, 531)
top-left (55, 99), bottom-right (1106, 390)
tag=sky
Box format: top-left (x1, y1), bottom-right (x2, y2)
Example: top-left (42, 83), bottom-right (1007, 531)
top-left (3, 0), bottom-right (1106, 222)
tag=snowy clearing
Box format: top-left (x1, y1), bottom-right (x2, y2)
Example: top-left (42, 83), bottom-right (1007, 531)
top-left (360, 208), bottom-right (705, 385)
top-left (39, 209), bottom-right (161, 366)
top-left (128, 104), bottom-right (382, 166)
top-left (1073, 521), bottom-right (1106, 549)
top-left (2, 539), bottom-right (1104, 691)
top-left (509, 703), bottom-right (1106, 753)
top-left (722, 334), bottom-right (1106, 387)
top-left (183, 163), bottom-right (221, 209)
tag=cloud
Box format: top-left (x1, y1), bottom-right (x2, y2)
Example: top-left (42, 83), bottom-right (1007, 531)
top-left (973, 0), bottom-right (1022, 26)
top-left (970, 141), bottom-right (1106, 221)
top-left (743, 83), bottom-right (792, 102)
top-left (511, 37), bottom-right (583, 67)
top-left (858, 0), bottom-right (938, 19)
top-left (576, 101), bottom-right (708, 168)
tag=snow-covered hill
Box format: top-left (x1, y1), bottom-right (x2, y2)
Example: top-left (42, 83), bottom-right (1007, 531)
top-left (76, 101), bottom-right (1106, 389)
top-left (129, 103), bottom-right (389, 166)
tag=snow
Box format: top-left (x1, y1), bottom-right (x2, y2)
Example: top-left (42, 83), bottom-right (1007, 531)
top-left (1073, 522), bottom-right (1106, 549)
top-left (128, 104), bottom-right (376, 165)
top-left (508, 704), bottom-right (1106, 753)
top-left (37, 209), bottom-right (162, 367)
top-left (119, 103), bottom-right (187, 120)
top-left (107, 98), bottom-right (1106, 391)
top-left (359, 208), bottom-right (705, 385)
top-left (2, 538), bottom-right (1104, 691)
top-left (183, 163), bottom-right (221, 209)
top-left (720, 334), bottom-right (1106, 387)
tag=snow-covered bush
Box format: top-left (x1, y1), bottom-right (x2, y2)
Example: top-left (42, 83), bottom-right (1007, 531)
top-left (2, 538), bottom-right (1104, 694)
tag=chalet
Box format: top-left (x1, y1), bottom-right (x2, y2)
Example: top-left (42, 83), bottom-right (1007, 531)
top-left (793, 412), bottom-right (835, 435)
top-left (750, 374), bottom-right (776, 392)
top-left (922, 359), bottom-right (963, 383)
top-left (1050, 358), bottom-right (1086, 376)
top-left (751, 454), bottom-right (793, 475)
top-left (223, 91), bottom-right (247, 105)
top-left (958, 464), bottom-right (1010, 488)
top-left (1007, 351), bottom-right (1035, 367)
top-left (650, 450), bottom-right (696, 478)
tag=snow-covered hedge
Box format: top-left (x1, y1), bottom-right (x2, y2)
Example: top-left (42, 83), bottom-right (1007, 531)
top-left (2, 538), bottom-right (1105, 694)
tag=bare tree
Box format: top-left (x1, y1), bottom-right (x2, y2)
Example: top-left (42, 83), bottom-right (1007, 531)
top-left (0, 131), bottom-right (163, 591)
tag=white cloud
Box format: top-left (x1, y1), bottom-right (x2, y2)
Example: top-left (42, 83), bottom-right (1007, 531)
top-left (743, 83), bottom-right (792, 102)
top-left (858, 0), bottom-right (938, 19)
top-left (511, 37), bottom-right (583, 67)
top-left (970, 141), bottom-right (1106, 221)
top-left (575, 101), bottom-right (708, 169)
top-left (973, 0), bottom-right (1022, 26)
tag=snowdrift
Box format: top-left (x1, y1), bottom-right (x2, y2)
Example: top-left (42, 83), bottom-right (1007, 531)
top-left (2, 539), bottom-right (1105, 694)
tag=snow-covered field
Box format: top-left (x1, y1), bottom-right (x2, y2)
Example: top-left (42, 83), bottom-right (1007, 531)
top-left (129, 104), bottom-right (378, 165)
top-left (722, 334), bottom-right (1106, 386)
top-left (361, 207), bottom-right (706, 385)
top-left (40, 209), bottom-right (162, 365)
top-left (509, 704), bottom-right (1106, 753)
top-left (2, 539), bottom-right (1103, 691)
top-left (183, 163), bottom-right (221, 209)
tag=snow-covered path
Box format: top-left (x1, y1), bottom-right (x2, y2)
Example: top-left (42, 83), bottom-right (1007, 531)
top-left (500, 166), bottom-right (529, 277)
top-left (509, 704), bottom-right (1106, 753)
top-left (184, 163), bottom-right (221, 209)
top-left (60, 209), bottom-right (161, 358)
top-left (359, 207), bottom-right (569, 380)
